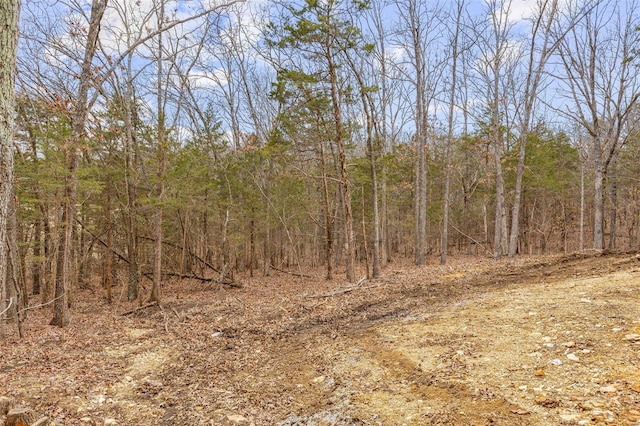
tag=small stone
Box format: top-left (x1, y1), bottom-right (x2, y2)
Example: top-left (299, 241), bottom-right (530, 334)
top-left (612, 327), bottom-right (623, 332)
top-left (535, 369), bottom-right (545, 377)
top-left (30, 417), bottom-right (49, 426)
top-left (312, 375), bottom-right (326, 384)
top-left (578, 420), bottom-right (590, 425)
top-left (624, 334), bottom-right (640, 341)
top-left (104, 419), bottom-right (118, 426)
top-left (599, 385), bottom-right (617, 393)
top-left (559, 413), bottom-right (579, 422)
top-left (518, 385), bottom-right (528, 391)
top-left (211, 332), bottom-right (222, 338)
top-left (566, 353), bottom-right (579, 361)
top-left (550, 359), bottom-right (563, 366)
top-left (227, 414), bottom-right (248, 424)
top-left (143, 377), bottom-right (163, 389)
top-left (563, 342), bottom-right (576, 348)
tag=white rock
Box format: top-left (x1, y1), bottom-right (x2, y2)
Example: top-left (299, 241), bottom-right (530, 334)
top-left (227, 414), bottom-right (248, 423)
top-left (566, 353), bottom-right (579, 361)
top-left (560, 413), bottom-right (579, 422)
top-left (104, 419), bottom-right (118, 426)
top-left (599, 385), bottom-right (617, 393)
top-left (550, 358), bottom-right (563, 366)
top-left (624, 334), bottom-right (640, 341)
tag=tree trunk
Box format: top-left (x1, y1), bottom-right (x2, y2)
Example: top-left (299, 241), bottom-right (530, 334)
top-left (327, 53), bottom-right (355, 283)
top-left (124, 63), bottom-right (139, 302)
top-left (51, 0), bottom-right (107, 327)
top-left (103, 190), bottom-right (113, 303)
top-left (150, 2), bottom-right (166, 304)
top-left (32, 217), bottom-right (42, 295)
top-left (0, 0), bottom-right (20, 325)
top-left (579, 160), bottom-right (585, 251)
top-left (441, 0), bottom-right (462, 265)
top-left (493, 141), bottom-right (507, 259)
top-left (608, 156), bottom-right (618, 249)
top-left (320, 143), bottom-right (334, 280)
top-left (593, 161), bottom-right (605, 250)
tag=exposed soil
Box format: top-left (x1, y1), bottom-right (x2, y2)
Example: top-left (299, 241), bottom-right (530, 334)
top-left (2, 251), bottom-right (640, 425)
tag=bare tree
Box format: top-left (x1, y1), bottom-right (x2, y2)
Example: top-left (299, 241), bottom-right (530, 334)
top-left (50, 0), bottom-right (108, 327)
top-left (507, 0), bottom-right (592, 257)
top-left (556, 0), bottom-right (640, 250)
top-left (441, 0), bottom-right (467, 264)
top-left (395, 0), bottom-right (446, 265)
top-left (473, 0), bottom-right (520, 259)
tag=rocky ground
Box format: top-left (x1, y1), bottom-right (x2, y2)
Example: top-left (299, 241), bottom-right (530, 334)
top-left (2, 251), bottom-right (640, 425)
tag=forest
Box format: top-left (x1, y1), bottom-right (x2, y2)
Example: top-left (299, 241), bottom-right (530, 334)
top-left (1, 0), bottom-right (640, 331)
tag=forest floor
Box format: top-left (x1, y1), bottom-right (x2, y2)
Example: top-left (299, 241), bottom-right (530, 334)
top-left (2, 251), bottom-right (640, 425)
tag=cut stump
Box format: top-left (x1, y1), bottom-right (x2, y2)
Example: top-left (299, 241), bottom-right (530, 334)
top-left (0, 396), bottom-right (13, 416)
top-left (5, 408), bottom-right (34, 426)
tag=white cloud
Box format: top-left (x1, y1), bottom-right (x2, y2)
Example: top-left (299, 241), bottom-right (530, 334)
top-left (502, 0), bottom-right (537, 23)
top-left (188, 68), bottom-right (229, 89)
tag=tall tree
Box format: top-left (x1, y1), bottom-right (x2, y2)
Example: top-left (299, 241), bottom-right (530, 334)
top-left (50, 0), bottom-right (108, 327)
top-left (0, 0), bottom-right (21, 323)
top-left (395, 0), bottom-right (445, 265)
top-left (269, 0), bottom-right (365, 282)
top-left (473, 0), bottom-right (519, 259)
top-left (441, 0), bottom-right (466, 264)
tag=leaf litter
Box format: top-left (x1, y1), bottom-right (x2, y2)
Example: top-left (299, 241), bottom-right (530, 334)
top-left (1, 251), bottom-right (640, 425)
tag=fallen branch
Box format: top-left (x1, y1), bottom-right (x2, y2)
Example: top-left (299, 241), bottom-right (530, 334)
top-left (138, 235), bottom-right (236, 284)
top-left (158, 304), bottom-right (169, 333)
top-left (159, 271), bottom-right (240, 288)
top-left (303, 277), bottom-right (383, 298)
top-left (270, 265), bottom-right (312, 278)
top-left (449, 221), bottom-right (492, 255)
top-left (171, 306), bottom-right (181, 321)
top-left (76, 219), bottom-right (238, 287)
top-left (121, 301), bottom-right (158, 316)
